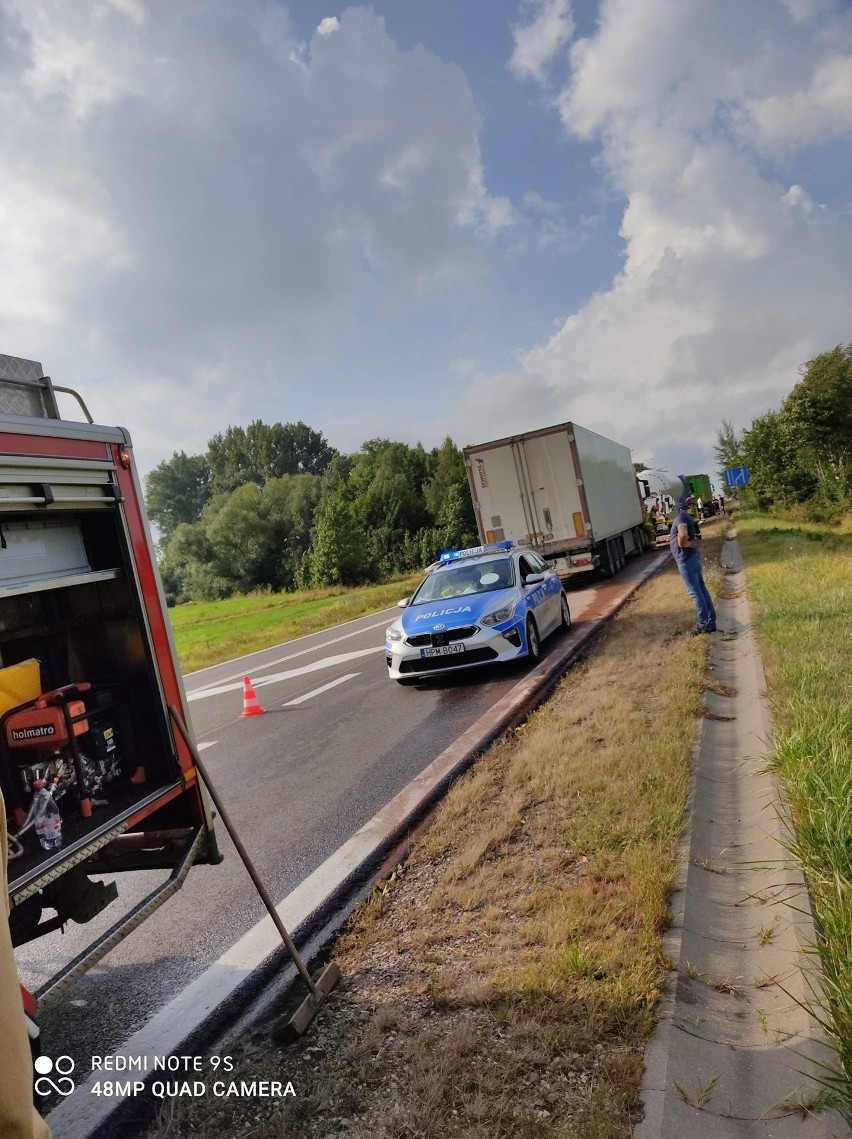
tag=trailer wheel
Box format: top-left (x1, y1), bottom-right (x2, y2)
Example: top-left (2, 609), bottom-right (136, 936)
top-left (603, 538), bottom-right (624, 576)
top-left (526, 615), bottom-right (541, 664)
top-left (560, 593), bottom-right (572, 630)
top-left (598, 540), bottom-right (614, 578)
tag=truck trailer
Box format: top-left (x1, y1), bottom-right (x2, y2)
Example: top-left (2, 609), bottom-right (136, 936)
top-left (684, 473), bottom-right (713, 512)
top-left (0, 354), bottom-right (220, 1045)
top-left (463, 422), bottom-right (649, 578)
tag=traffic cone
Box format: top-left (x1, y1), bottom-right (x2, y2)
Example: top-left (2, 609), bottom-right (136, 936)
top-left (240, 675), bottom-right (266, 717)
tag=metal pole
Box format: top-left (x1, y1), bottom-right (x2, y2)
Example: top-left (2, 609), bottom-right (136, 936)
top-left (168, 706), bottom-right (317, 996)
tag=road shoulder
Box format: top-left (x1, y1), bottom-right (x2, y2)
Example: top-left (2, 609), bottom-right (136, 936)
top-left (634, 535), bottom-right (849, 1137)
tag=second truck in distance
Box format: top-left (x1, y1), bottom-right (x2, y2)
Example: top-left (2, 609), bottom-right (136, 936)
top-left (463, 422), bottom-right (650, 579)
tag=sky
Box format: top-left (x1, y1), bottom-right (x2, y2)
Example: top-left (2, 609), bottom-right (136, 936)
top-left (1, 0), bottom-right (851, 484)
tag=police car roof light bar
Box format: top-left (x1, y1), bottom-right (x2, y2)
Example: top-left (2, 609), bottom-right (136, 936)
top-left (439, 540), bottom-right (514, 563)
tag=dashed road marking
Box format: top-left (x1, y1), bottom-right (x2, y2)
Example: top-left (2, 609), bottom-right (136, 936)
top-left (186, 647), bottom-right (383, 702)
top-left (283, 673), bottom-right (360, 706)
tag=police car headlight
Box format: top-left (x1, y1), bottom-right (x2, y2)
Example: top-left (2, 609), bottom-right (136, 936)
top-left (480, 603), bottom-right (515, 626)
top-left (386, 626), bottom-right (404, 642)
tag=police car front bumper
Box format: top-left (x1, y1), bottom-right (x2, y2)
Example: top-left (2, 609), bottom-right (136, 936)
top-left (386, 620), bottom-right (526, 680)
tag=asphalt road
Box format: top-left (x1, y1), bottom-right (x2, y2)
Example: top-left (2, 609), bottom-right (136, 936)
top-left (18, 583), bottom-right (601, 1075)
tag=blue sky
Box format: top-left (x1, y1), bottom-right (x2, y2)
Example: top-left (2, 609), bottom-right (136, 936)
top-left (2, 0), bottom-right (851, 485)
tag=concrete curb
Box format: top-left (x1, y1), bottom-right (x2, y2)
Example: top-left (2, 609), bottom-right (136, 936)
top-left (47, 550), bottom-right (670, 1139)
top-left (634, 536), bottom-right (850, 1138)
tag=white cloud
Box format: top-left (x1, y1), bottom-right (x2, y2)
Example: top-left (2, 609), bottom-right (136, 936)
top-left (510, 0), bottom-right (574, 84)
top-left (465, 0), bottom-right (852, 471)
top-left (449, 356), bottom-right (477, 378)
top-left (740, 54), bottom-right (852, 148)
top-left (100, 0), bottom-right (148, 26)
top-left (0, 2), bottom-right (512, 470)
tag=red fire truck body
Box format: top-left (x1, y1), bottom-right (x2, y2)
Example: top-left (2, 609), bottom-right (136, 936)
top-left (0, 354), bottom-right (219, 1028)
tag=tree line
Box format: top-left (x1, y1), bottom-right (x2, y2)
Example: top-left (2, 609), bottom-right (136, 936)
top-left (714, 342), bottom-right (852, 521)
top-left (145, 421), bottom-right (478, 604)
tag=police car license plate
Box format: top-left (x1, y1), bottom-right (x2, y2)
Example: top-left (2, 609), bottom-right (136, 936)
top-left (421, 644), bottom-right (465, 658)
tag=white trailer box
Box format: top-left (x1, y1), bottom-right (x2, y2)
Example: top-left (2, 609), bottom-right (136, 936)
top-left (463, 422), bottom-right (648, 577)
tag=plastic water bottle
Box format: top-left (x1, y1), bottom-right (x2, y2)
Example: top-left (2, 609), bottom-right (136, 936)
top-left (33, 780), bottom-right (63, 852)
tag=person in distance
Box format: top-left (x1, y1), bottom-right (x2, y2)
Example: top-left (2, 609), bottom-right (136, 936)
top-left (670, 495), bottom-right (717, 635)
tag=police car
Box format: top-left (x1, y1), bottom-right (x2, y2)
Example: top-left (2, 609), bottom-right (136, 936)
top-left (386, 541), bottom-right (571, 683)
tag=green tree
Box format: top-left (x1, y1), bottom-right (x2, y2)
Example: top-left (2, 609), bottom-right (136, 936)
top-left (424, 438), bottom-right (467, 517)
top-left (145, 452), bottom-right (212, 544)
top-left (263, 473), bottom-right (323, 589)
top-left (781, 344), bottom-right (852, 510)
top-left (713, 420), bottom-right (745, 482)
top-left (307, 491), bottom-right (367, 586)
top-left (159, 521), bottom-right (231, 603)
top-left (204, 482), bottom-right (272, 593)
top-left (734, 342), bottom-right (852, 517)
top-left (420, 484), bottom-right (478, 563)
top-left (347, 440), bottom-right (430, 577)
top-left (741, 410), bottom-right (815, 509)
top-left (420, 439), bottom-right (478, 561)
top-left (157, 424), bottom-right (479, 599)
top-left (279, 421), bottom-right (337, 477)
top-left (207, 420), bottom-right (335, 494)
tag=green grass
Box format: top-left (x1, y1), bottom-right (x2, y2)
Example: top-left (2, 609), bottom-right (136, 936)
top-left (169, 575), bottom-right (422, 672)
top-left (735, 512), bottom-right (852, 1116)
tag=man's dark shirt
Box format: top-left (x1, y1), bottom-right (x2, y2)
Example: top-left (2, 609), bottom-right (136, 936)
top-left (670, 509), bottom-right (698, 563)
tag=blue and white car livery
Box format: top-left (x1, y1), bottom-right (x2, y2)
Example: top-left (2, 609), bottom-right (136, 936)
top-left (386, 541), bottom-right (571, 683)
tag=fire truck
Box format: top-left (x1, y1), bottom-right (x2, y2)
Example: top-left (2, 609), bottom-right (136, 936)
top-left (0, 354), bottom-right (220, 1045)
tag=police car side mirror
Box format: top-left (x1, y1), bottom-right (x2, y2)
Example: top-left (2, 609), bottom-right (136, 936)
top-left (524, 573), bottom-right (545, 586)
top-left (397, 598), bottom-right (409, 608)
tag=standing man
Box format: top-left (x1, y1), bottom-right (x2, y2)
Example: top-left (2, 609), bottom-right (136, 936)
top-left (671, 495), bottom-right (716, 634)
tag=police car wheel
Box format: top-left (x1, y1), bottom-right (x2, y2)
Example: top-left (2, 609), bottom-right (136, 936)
top-left (560, 594), bottom-right (571, 630)
top-left (526, 615), bottom-right (541, 663)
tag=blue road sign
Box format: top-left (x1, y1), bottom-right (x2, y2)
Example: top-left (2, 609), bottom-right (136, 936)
top-left (724, 466), bottom-right (750, 487)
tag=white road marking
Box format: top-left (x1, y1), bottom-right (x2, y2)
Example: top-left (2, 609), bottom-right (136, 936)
top-left (283, 673), bottom-right (359, 706)
top-left (197, 741), bottom-right (217, 751)
top-left (186, 646), bottom-right (384, 702)
top-left (187, 618), bottom-right (391, 693)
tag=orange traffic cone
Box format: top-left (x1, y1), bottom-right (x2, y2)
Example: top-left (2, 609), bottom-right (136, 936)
top-left (240, 675), bottom-right (266, 717)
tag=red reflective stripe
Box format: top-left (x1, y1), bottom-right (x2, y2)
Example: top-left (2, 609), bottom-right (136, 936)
top-left (20, 983), bottom-right (37, 1017)
top-left (0, 433), bottom-right (109, 460)
top-left (112, 449), bottom-right (203, 823)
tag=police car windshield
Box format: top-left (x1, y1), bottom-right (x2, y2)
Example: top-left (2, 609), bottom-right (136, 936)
top-left (412, 558), bottom-right (515, 604)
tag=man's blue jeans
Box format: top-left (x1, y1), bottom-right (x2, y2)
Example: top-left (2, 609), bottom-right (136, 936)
top-left (677, 555), bottom-right (716, 631)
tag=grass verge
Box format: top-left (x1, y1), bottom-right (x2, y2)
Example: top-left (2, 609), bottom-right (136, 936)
top-left (734, 512), bottom-right (852, 1118)
top-left (169, 575), bottom-right (422, 672)
top-left (144, 534), bottom-right (726, 1139)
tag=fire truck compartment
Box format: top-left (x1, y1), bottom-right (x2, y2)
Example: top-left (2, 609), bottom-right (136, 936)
top-left (0, 509), bottom-right (190, 896)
